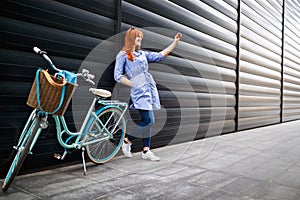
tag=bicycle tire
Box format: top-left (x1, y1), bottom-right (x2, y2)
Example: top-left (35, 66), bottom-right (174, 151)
top-left (2, 117), bottom-right (41, 192)
top-left (86, 108), bottom-right (126, 164)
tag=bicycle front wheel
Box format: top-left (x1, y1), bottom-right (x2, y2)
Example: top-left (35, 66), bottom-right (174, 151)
top-left (2, 117), bottom-right (41, 192)
top-left (86, 108), bottom-right (126, 164)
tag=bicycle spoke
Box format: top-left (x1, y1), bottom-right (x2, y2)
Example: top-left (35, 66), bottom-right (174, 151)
top-left (85, 108), bottom-right (126, 164)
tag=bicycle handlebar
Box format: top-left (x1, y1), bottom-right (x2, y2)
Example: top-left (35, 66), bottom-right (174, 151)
top-left (33, 47), bottom-right (95, 85)
top-left (33, 47), bottom-right (62, 72)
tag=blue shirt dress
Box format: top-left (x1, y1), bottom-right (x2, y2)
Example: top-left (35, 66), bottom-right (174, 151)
top-left (114, 50), bottom-right (163, 110)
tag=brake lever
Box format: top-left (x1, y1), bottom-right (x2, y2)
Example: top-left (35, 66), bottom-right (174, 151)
top-left (88, 79), bottom-right (95, 85)
top-left (87, 73), bottom-right (95, 80)
top-left (78, 69), bottom-right (95, 85)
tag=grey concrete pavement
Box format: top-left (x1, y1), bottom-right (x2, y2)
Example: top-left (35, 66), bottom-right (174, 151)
top-left (1, 120), bottom-right (300, 199)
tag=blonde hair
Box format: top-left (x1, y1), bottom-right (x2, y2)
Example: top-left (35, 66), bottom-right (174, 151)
top-left (122, 28), bottom-right (144, 61)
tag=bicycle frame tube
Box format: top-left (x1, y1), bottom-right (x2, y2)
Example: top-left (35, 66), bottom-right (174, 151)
top-left (82, 103), bottom-right (128, 146)
top-left (53, 98), bottom-right (98, 149)
top-left (80, 109), bottom-right (114, 146)
top-left (29, 127), bottom-right (43, 152)
top-left (53, 97), bottom-right (128, 149)
top-left (99, 100), bottom-right (128, 134)
top-left (97, 100), bottom-right (128, 135)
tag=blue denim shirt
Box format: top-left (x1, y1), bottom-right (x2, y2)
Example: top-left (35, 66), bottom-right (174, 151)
top-left (114, 50), bottom-right (163, 110)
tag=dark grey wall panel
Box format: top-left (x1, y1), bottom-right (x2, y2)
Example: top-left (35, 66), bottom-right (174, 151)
top-left (0, 0), bottom-right (117, 177)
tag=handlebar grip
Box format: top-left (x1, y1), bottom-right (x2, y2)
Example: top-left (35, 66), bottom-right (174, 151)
top-left (33, 47), bottom-right (47, 55)
top-left (33, 47), bottom-right (41, 54)
top-left (87, 74), bottom-right (95, 80)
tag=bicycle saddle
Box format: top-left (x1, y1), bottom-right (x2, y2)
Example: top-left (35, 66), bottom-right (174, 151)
top-left (89, 88), bottom-right (111, 98)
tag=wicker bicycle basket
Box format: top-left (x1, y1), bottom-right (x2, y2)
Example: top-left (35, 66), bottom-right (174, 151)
top-left (27, 70), bottom-right (78, 116)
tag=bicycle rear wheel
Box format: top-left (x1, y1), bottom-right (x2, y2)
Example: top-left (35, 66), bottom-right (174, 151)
top-left (86, 108), bottom-right (126, 164)
top-left (2, 117), bottom-right (41, 192)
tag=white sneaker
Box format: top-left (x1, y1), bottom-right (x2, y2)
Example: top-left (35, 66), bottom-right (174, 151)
top-left (142, 150), bottom-right (160, 161)
top-left (122, 142), bottom-right (132, 158)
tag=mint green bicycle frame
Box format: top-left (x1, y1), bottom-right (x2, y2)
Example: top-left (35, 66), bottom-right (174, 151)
top-left (55, 98), bottom-right (128, 150)
top-left (3, 89), bottom-right (128, 193)
top-left (26, 97), bottom-right (128, 157)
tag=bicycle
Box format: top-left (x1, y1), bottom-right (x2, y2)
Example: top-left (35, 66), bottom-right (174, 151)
top-left (2, 47), bottom-right (128, 192)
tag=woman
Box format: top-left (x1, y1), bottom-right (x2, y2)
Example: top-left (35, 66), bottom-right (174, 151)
top-left (114, 28), bottom-right (182, 161)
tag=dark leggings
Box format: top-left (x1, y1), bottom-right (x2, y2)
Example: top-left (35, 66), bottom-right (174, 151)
top-left (127, 110), bottom-right (154, 147)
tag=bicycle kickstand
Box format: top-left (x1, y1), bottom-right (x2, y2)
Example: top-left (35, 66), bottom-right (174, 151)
top-left (81, 147), bottom-right (87, 176)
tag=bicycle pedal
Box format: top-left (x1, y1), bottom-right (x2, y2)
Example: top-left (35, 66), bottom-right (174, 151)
top-left (53, 153), bottom-right (62, 160)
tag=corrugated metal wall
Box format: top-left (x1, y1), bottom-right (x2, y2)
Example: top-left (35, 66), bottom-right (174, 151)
top-left (238, 0), bottom-right (283, 130)
top-left (0, 0), bottom-right (299, 176)
top-left (122, 0), bottom-right (237, 147)
top-left (283, 1), bottom-right (300, 121)
top-left (0, 0), bottom-right (117, 176)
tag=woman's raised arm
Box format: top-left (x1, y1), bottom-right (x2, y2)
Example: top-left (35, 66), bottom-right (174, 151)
top-left (160, 33), bottom-right (182, 57)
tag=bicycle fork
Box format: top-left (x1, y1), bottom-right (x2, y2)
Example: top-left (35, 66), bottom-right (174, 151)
top-left (14, 110), bottom-right (47, 154)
